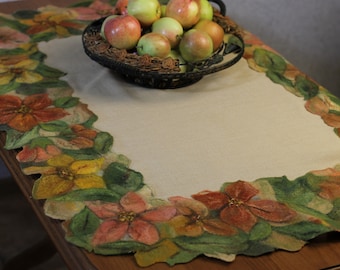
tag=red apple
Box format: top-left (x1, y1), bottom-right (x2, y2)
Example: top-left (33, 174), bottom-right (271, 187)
top-left (193, 19), bottom-right (225, 51)
top-left (127, 0), bottom-right (161, 27)
top-left (102, 15), bottom-right (141, 50)
top-left (152, 17), bottom-right (183, 48)
top-left (137, 32), bottom-right (171, 58)
top-left (100, 15), bottom-right (118, 39)
top-left (179, 29), bottom-right (213, 62)
top-left (165, 0), bottom-right (201, 29)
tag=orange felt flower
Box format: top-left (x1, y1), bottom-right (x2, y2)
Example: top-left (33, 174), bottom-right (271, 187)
top-left (168, 196), bottom-right (237, 237)
top-left (193, 181), bottom-right (297, 232)
top-left (0, 94), bottom-right (69, 132)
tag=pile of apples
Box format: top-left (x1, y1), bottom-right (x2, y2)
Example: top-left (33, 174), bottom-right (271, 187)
top-left (100, 0), bottom-right (225, 68)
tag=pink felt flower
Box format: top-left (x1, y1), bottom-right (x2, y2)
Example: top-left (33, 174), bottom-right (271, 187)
top-left (87, 192), bottom-right (176, 245)
top-left (0, 27), bottom-right (30, 49)
top-left (71, 0), bottom-right (116, 20)
top-left (16, 144), bottom-right (62, 163)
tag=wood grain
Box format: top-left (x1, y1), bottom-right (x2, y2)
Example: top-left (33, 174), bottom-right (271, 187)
top-left (1, 1), bottom-right (340, 269)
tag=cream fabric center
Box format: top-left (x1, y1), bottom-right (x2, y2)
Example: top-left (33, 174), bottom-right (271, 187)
top-left (40, 36), bottom-right (340, 199)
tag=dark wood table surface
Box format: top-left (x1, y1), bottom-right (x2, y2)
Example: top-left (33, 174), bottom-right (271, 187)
top-left (1, 0), bottom-right (340, 269)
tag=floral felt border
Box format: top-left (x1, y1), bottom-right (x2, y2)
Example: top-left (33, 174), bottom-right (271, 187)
top-left (1, 0), bottom-right (340, 267)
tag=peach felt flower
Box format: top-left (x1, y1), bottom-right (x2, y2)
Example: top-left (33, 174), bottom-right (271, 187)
top-left (87, 192), bottom-right (176, 245)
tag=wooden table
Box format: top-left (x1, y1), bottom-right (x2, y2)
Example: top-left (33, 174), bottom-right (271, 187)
top-left (1, 0), bottom-right (340, 269)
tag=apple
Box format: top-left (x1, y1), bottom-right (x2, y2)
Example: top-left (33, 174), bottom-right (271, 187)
top-left (127, 0), bottom-right (161, 27)
top-left (168, 50), bottom-right (187, 72)
top-left (137, 32), bottom-right (171, 58)
top-left (165, 0), bottom-right (201, 29)
top-left (113, 0), bottom-right (128, 15)
top-left (160, 4), bottom-right (167, 17)
top-left (102, 15), bottom-right (142, 50)
top-left (100, 15), bottom-right (118, 39)
top-left (179, 29), bottom-right (213, 62)
top-left (193, 19), bottom-right (224, 51)
top-left (199, 0), bottom-right (213, 20)
top-left (152, 17), bottom-right (183, 48)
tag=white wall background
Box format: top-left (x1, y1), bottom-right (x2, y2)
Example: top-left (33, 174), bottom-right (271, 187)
top-left (223, 0), bottom-right (340, 97)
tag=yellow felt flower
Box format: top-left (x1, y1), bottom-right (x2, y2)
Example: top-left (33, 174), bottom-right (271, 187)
top-left (33, 154), bottom-right (105, 199)
top-left (20, 6), bottom-right (83, 37)
top-left (0, 57), bottom-right (43, 85)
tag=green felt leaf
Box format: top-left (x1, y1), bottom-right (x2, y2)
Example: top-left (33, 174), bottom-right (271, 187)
top-left (35, 64), bottom-right (67, 78)
top-left (67, 28), bottom-right (84, 35)
top-left (61, 207), bottom-right (98, 251)
top-left (94, 241), bottom-right (148, 255)
top-left (94, 132), bottom-right (113, 154)
top-left (12, 10), bottom-right (40, 19)
top-left (16, 80), bottom-right (69, 95)
top-left (0, 48), bottom-right (28, 56)
top-left (135, 239), bottom-right (180, 267)
top-left (272, 221), bottom-right (331, 241)
top-left (62, 148), bottom-right (103, 160)
top-left (82, 114), bottom-right (98, 129)
top-left (30, 32), bottom-right (57, 43)
top-left (253, 48), bottom-right (287, 73)
top-left (0, 15), bottom-right (28, 32)
top-left (40, 120), bottom-right (69, 132)
top-left (29, 137), bottom-right (54, 148)
top-left (328, 198), bottom-right (340, 220)
top-left (54, 96), bottom-right (79, 108)
top-left (69, 207), bottom-right (100, 236)
top-left (294, 75), bottom-right (319, 100)
top-left (269, 176), bottom-right (316, 206)
top-left (266, 70), bottom-right (295, 90)
top-left (103, 162), bottom-right (145, 195)
top-left (65, 234), bottom-right (93, 252)
top-left (4, 126), bottom-right (40, 149)
top-left (53, 188), bottom-right (121, 202)
top-left (249, 222), bottom-right (272, 241)
top-left (166, 250), bottom-right (200, 266)
top-left (0, 81), bottom-right (20, 94)
top-left (174, 232), bottom-right (249, 255)
top-left (68, 0), bottom-right (93, 7)
top-left (240, 241), bottom-right (275, 256)
top-left (29, 50), bottom-right (47, 62)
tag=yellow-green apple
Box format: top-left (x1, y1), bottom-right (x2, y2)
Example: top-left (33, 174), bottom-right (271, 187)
top-left (102, 14), bottom-right (142, 50)
top-left (127, 0), bottom-right (161, 27)
top-left (193, 19), bottom-right (224, 51)
top-left (137, 32), bottom-right (171, 58)
top-left (152, 17), bottom-right (183, 48)
top-left (179, 29), bottom-right (213, 62)
top-left (165, 0), bottom-right (201, 29)
top-left (167, 50), bottom-right (187, 72)
top-left (160, 4), bottom-right (167, 17)
top-left (199, 0), bottom-right (213, 20)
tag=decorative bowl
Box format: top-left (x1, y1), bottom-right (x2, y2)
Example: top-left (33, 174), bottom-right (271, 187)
top-left (82, 1), bottom-right (244, 89)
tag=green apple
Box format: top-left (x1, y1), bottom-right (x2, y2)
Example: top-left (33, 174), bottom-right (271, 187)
top-left (179, 29), bottom-right (213, 62)
top-left (137, 32), bottom-right (171, 58)
top-left (199, 0), bottom-right (213, 20)
top-left (152, 17), bottom-right (183, 48)
top-left (168, 50), bottom-right (187, 72)
top-left (127, 0), bottom-right (161, 27)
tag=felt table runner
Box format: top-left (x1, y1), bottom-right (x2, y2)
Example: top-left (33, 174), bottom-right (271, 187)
top-left (1, 0), bottom-right (340, 267)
